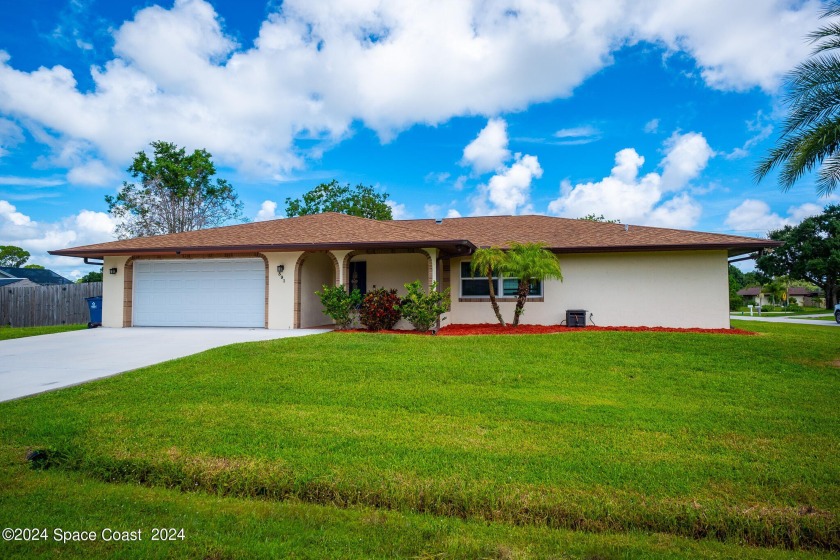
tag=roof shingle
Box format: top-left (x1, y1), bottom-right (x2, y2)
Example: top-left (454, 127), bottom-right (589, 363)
top-left (50, 212), bottom-right (778, 258)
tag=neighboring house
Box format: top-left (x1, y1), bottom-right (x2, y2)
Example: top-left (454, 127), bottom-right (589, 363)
top-left (0, 267), bottom-right (74, 286)
top-left (737, 286), bottom-right (822, 307)
top-left (0, 278), bottom-right (39, 288)
top-left (50, 213), bottom-right (778, 330)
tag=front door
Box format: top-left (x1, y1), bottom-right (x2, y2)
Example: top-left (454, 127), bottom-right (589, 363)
top-left (349, 261), bottom-right (367, 295)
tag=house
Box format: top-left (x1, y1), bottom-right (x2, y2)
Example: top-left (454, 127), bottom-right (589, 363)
top-left (50, 213), bottom-right (778, 330)
top-left (737, 286), bottom-right (822, 307)
top-left (0, 267), bottom-right (74, 287)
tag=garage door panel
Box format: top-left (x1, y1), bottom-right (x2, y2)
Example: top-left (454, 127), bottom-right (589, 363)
top-left (133, 259), bottom-right (265, 328)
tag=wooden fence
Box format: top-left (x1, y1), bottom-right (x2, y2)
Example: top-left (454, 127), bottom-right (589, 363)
top-left (0, 282), bottom-right (103, 327)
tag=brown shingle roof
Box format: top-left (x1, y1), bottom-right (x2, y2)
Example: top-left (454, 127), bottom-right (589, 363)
top-left (400, 215), bottom-right (777, 255)
top-left (50, 212), bottom-right (779, 258)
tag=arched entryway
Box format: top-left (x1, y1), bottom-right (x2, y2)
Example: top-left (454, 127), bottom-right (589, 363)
top-left (294, 251), bottom-right (339, 328)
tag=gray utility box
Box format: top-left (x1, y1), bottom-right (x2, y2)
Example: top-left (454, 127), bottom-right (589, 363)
top-left (566, 309), bottom-right (587, 327)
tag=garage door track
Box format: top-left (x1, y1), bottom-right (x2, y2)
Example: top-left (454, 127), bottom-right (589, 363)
top-left (0, 327), bottom-right (330, 402)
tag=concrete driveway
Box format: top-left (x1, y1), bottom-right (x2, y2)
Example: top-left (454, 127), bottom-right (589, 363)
top-left (0, 327), bottom-right (330, 402)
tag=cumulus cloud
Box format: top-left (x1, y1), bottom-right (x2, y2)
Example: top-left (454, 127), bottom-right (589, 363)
top-left (386, 199), bottom-right (411, 220)
top-left (724, 199), bottom-right (823, 234)
top-left (0, 0), bottom-right (823, 177)
top-left (472, 153), bottom-right (543, 216)
top-left (462, 118), bottom-right (511, 174)
top-left (255, 200), bottom-right (278, 222)
top-left (0, 118), bottom-right (24, 158)
top-left (547, 132), bottom-right (711, 227)
top-left (660, 131), bottom-right (714, 191)
top-left (0, 199), bottom-right (117, 274)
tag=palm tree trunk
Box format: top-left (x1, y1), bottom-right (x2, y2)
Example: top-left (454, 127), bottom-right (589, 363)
top-left (487, 273), bottom-right (506, 326)
top-left (511, 279), bottom-right (529, 327)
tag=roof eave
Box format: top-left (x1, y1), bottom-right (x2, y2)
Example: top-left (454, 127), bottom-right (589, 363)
top-left (49, 239), bottom-right (476, 259)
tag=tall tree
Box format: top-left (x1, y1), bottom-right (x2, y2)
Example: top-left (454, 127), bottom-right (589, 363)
top-left (756, 204), bottom-right (840, 308)
top-left (0, 245), bottom-right (30, 267)
top-left (501, 242), bottom-right (563, 327)
top-left (470, 247), bottom-right (508, 326)
top-left (754, 2), bottom-right (840, 196)
top-left (106, 141), bottom-right (244, 239)
top-left (285, 180), bottom-right (392, 220)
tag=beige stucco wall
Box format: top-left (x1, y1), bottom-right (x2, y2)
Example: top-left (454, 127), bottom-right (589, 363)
top-left (449, 250), bottom-right (730, 329)
top-left (299, 252), bottom-right (335, 328)
top-left (351, 253), bottom-right (428, 295)
top-left (263, 251), bottom-right (302, 330)
top-left (102, 255), bottom-right (130, 328)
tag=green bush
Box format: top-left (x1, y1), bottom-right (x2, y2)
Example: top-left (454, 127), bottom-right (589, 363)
top-left (397, 281), bottom-right (450, 332)
top-left (315, 285), bottom-right (362, 329)
top-left (359, 288), bottom-right (402, 331)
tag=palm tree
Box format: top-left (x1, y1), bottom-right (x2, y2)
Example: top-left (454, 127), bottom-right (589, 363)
top-left (470, 247), bottom-right (507, 326)
top-left (502, 242), bottom-right (563, 327)
top-left (755, 2), bottom-right (840, 196)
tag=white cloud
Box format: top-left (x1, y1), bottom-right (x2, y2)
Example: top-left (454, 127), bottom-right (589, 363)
top-left (462, 118), bottom-right (510, 174)
top-left (472, 153), bottom-right (542, 216)
top-left (255, 200), bottom-right (278, 222)
top-left (0, 118), bottom-right (23, 158)
top-left (660, 131), bottom-right (714, 191)
top-left (0, 0), bottom-right (820, 177)
top-left (724, 199), bottom-right (823, 234)
top-left (386, 199), bottom-right (410, 219)
top-left (644, 118), bottom-right (660, 133)
top-left (445, 208), bottom-right (462, 218)
top-left (547, 132), bottom-right (710, 227)
top-left (724, 110), bottom-right (774, 160)
top-left (66, 160), bottom-right (118, 186)
top-left (0, 176), bottom-right (64, 187)
top-left (0, 199), bottom-right (117, 273)
top-left (553, 125), bottom-right (601, 145)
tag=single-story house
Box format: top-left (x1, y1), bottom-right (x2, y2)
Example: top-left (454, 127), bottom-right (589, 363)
top-left (50, 213), bottom-right (778, 330)
top-left (737, 286), bottom-right (822, 307)
top-left (0, 267), bottom-right (74, 286)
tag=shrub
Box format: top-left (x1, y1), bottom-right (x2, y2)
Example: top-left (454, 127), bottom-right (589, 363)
top-left (315, 285), bottom-right (362, 329)
top-left (397, 280), bottom-right (450, 332)
top-left (359, 288), bottom-right (402, 331)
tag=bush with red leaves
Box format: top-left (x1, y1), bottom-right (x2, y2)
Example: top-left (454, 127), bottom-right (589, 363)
top-left (359, 288), bottom-right (402, 331)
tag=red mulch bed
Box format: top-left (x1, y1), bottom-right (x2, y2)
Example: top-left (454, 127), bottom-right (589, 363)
top-left (338, 324), bottom-right (756, 336)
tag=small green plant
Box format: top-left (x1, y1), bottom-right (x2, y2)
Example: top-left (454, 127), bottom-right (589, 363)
top-left (359, 288), bottom-right (402, 331)
top-left (397, 281), bottom-right (450, 332)
top-left (315, 285), bottom-right (362, 329)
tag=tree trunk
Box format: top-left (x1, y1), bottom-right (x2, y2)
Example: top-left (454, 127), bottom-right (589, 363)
top-left (825, 280), bottom-right (838, 308)
top-left (511, 279), bottom-right (529, 327)
top-left (487, 273), bottom-right (505, 326)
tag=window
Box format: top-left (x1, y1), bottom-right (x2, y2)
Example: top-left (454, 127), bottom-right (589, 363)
top-left (501, 278), bottom-right (542, 297)
top-left (460, 262), bottom-right (542, 298)
top-left (461, 262), bottom-right (498, 296)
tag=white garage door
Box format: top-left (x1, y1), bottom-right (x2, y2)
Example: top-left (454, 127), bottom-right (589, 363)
top-left (133, 259), bottom-right (265, 327)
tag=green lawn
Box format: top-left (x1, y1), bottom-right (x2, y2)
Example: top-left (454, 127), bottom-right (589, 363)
top-left (0, 320), bottom-right (837, 558)
top-left (0, 324), bottom-right (86, 341)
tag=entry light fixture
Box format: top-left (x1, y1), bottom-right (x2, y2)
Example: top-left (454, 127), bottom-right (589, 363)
top-left (109, 267), bottom-right (118, 275)
top-left (276, 264), bottom-right (285, 276)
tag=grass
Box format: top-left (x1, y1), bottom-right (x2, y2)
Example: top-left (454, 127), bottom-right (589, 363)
top-left (798, 315), bottom-right (838, 322)
top-left (0, 320), bottom-right (837, 557)
top-left (0, 324), bottom-right (86, 341)
top-left (0, 446), bottom-right (831, 560)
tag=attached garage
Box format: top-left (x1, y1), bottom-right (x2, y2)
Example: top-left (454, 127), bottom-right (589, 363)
top-left (133, 258), bottom-right (265, 327)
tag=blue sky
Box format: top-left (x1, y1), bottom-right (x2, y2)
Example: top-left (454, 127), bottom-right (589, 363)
top-left (0, 0), bottom-right (837, 279)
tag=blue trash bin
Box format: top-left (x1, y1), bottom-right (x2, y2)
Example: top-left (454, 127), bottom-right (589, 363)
top-left (85, 296), bottom-right (103, 328)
